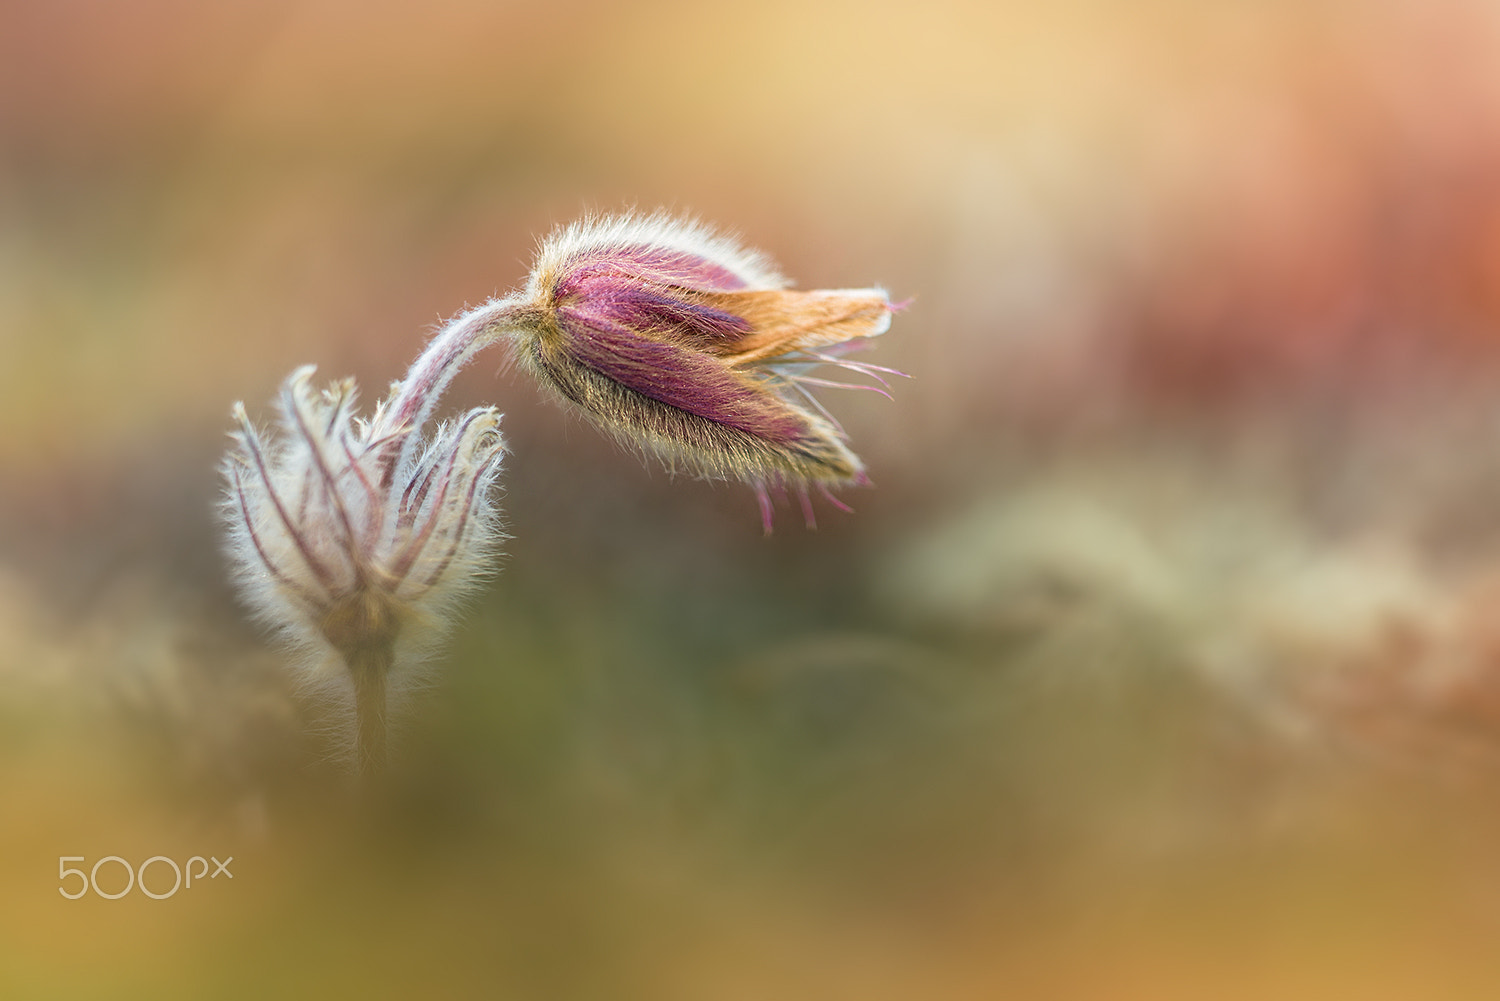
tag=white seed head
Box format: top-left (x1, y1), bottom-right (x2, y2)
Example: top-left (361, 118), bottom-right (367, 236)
top-left (222, 365), bottom-right (506, 702)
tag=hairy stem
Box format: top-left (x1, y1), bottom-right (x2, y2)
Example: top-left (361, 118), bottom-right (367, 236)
top-left (382, 298), bottom-right (524, 444)
top-left (322, 590), bottom-right (400, 781)
top-left (346, 644), bottom-right (391, 779)
top-left (373, 297), bottom-right (526, 537)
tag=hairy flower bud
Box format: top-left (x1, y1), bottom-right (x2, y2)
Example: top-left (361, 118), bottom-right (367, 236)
top-left (223, 356), bottom-right (506, 773)
top-left (507, 212), bottom-right (903, 530)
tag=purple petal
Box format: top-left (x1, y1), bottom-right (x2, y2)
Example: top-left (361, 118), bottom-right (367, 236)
top-left (562, 284), bottom-right (751, 343)
top-left (558, 312), bottom-right (812, 445)
top-left (558, 245), bottom-right (751, 294)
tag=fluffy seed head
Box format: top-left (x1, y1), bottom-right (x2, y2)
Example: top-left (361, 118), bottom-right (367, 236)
top-left (222, 366), bottom-right (507, 696)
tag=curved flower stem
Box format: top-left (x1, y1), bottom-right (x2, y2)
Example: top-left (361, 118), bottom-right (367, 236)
top-left (373, 298), bottom-right (526, 553)
top-left (381, 298), bottom-right (526, 447)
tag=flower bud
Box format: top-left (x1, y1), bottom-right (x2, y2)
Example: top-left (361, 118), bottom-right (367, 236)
top-left (508, 213), bottom-right (903, 530)
top-left (223, 364), bottom-right (506, 772)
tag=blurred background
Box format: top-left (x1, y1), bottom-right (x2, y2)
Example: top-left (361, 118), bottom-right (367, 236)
top-left (9, 0), bottom-right (1500, 996)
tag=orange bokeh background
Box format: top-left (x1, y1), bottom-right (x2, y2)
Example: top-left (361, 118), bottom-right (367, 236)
top-left (8, 1), bottom-right (1500, 997)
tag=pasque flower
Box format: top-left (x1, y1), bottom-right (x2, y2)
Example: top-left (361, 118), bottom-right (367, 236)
top-left (222, 212), bottom-right (903, 772)
top-left (505, 212), bottom-right (903, 531)
top-left (223, 305), bottom-right (509, 774)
